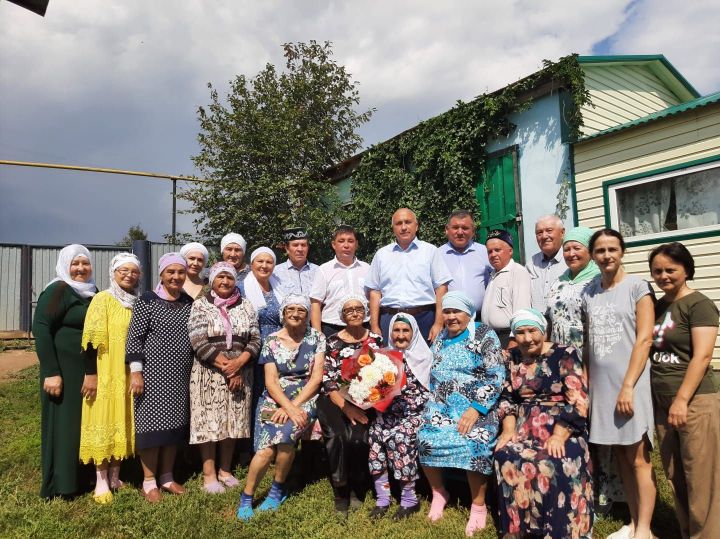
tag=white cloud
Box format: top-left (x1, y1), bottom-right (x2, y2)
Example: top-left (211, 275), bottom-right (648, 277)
top-left (1, 0), bottom-right (718, 244)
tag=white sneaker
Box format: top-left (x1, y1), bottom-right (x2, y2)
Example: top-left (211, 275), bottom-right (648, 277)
top-left (606, 525), bottom-right (633, 539)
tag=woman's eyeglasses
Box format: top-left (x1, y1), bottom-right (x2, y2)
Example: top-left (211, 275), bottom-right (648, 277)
top-left (342, 307), bottom-right (365, 316)
top-left (115, 269), bottom-right (140, 277)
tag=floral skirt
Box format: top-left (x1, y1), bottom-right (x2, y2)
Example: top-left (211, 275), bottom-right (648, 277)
top-left (494, 403), bottom-right (593, 538)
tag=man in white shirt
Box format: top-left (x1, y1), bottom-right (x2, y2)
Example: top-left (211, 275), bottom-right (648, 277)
top-left (526, 215), bottom-right (567, 312)
top-left (480, 229), bottom-right (531, 347)
top-left (366, 208), bottom-right (452, 342)
top-left (273, 227), bottom-right (319, 295)
top-left (310, 225), bottom-right (370, 336)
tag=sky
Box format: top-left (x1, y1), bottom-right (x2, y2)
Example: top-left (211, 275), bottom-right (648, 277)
top-left (1, 0), bottom-right (719, 246)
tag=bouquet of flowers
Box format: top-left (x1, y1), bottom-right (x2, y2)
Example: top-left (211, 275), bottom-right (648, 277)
top-left (339, 344), bottom-right (406, 412)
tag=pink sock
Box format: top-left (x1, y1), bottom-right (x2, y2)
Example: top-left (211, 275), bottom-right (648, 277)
top-left (159, 472), bottom-right (174, 488)
top-left (427, 487), bottom-right (449, 521)
top-left (94, 469), bottom-right (110, 496)
top-left (142, 478), bottom-right (158, 494)
top-left (465, 503), bottom-right (488, 537)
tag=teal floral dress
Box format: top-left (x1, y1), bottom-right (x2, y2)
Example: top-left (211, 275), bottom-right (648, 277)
top-left (253, 328), bottom-right (325, 451)
top-left (417, 322), bottom-right (505, 474)
top-left (495, 344), bottom-right (593, 538)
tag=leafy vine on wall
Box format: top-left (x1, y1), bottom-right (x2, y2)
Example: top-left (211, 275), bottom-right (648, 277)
top-left (346, 54), bottom-right (589, 259)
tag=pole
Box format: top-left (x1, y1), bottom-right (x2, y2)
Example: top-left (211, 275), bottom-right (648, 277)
top-left (132, 240), bottom-right (152, 294)
top-left (172, 179), bottom-right (177, 244)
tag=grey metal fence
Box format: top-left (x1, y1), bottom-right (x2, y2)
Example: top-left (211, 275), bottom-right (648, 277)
top-left (0, 241), bottom-right (180, 333)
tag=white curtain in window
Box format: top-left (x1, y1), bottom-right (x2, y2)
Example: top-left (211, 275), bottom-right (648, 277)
top-left (675, 169), bottom-right (720, 229)
top-left (617, 179), bottom-right (672, 237)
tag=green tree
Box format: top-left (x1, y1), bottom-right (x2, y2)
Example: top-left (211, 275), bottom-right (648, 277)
top-left (182, 41), bottom-right (374, 259)
top-left (116, 224), bottom-right (147, 247)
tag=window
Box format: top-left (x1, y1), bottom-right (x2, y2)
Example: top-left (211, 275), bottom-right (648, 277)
top-left (607, 160), bottom-right (720, 242)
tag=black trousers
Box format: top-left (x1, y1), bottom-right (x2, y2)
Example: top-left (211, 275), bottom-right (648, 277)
top-left (316, 394), bottom-right (374, 491)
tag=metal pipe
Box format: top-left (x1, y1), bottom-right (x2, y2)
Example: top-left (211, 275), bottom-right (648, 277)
top-left (0, 159), bottom-right (209, 183)
top-left (172, 179), bottom-right (177, 243)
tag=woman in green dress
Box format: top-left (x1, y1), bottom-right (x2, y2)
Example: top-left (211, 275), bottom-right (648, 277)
top-left (33, 244), bottom-right (98, 498)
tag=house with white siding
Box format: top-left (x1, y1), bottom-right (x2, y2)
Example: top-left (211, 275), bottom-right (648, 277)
top-left (572, 56), bottom-right (720, 364)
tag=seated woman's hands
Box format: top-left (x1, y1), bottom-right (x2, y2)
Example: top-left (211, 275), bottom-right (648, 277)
top-left (543, 425), bottom-right (570, 458)
top-left (457, 407), bottom-right (480, 435)
top-left (342, 401), bottom-right (368, 426)
top-left (271, 404), bottom-right (308, 428)
top-left (43, 375), bottom-right (63, 397)
top-left (227, 375), bottom-right (243, 392)
top-left (495, 431), bottom-right (517, 451)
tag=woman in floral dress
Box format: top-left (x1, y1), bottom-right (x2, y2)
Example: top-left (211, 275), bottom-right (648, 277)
top-left (417, 291), bottom-right (505, 537)
top-left (545, 227), bottom-right (623, 512)
top-left (237, 294), bottom-right (325, 520)
top-left (318, 294), bottom-right (383, 516)
top-left (495, 308), bottom-right (593, 539)
top-left (367, 313), bottom-right (432, 520)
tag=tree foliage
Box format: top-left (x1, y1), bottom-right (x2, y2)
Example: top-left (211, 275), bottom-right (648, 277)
top-left (182, 41), bottom-right (374, 259)
top-left (347, 54), bottom-right (589, 259)
top-left (116, 224), bottom-right (147, 247)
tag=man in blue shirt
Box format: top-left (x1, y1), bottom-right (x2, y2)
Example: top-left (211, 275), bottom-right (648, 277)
top-left (366, 208), bottom-right (452, 342)
top-left (440, 210), bottom-right (491, 313)
top-left (273, 227), bottom-right (319, 295)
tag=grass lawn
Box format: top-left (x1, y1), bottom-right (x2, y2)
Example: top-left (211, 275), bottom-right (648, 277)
top-left (0, 366), bottom-right (681, 538)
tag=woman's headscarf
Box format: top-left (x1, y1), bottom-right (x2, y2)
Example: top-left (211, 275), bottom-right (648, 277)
top-left (388, 312), bottom-right (432, 388)
top-left (108, 252), bottom-right (141, 309)
top-left (510, 308), bottom-right (548, 335)
top-left (180, 242), bottom-right (209, 265)
top-left (220, 233), bottom-right (247, 253)
top-left (155, 252), bottom-right (187, 300)
top-left (279, 294), bottom-right (311, 325)
top-left (338, 293), bottom-right (369, 322)
top-left (559, 227), bottom-right (601, 285)
top-left (441, 291), bottom-right (476, 324)
top-left (207, 261), bottom-right (241, 350)
top-left (45, 244), bottom-right (97, 298)
top-left (244, 247), bottom-right (282, 310)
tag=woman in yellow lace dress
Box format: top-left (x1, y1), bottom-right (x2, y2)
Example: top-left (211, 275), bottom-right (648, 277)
top-left (79, 253), bottom-right (141, 504)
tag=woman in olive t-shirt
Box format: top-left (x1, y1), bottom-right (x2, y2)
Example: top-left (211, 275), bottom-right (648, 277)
top-left (649, 242), bottom-right (720, 539)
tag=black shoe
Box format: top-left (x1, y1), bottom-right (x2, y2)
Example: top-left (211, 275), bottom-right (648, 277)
top-left (334, 497), bottom-right (349, 519)
top-left (392, 503), bottom-right (421, 521)
top-left (369, 505), bottom-right (390, 519)
top-left (349, 491), bottom-right (363, 510)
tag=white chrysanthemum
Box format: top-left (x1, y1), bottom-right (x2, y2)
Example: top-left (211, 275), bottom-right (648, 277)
top-left (339, 347), bottom-right (354, 358)
top-left (372, 353), bottom-right (398, 375)
top-left (348, 380), bottom-right (371, 402)
top-left (359, 364), bottom-right (382, 386)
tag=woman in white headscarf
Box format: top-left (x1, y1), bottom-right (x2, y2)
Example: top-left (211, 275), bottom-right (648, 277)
top-left (33, 244), bottom-right (97, 498)
top-left (221, 233), bottom-right (250, 281)
top-left (239, 246), bottom-right (284, 418)
top-left (180, 242), bottom-right (209, 299)
top-left (367, 312), bottom-right (432, 520)
top-left (79, 252), bottom-right (141, 504)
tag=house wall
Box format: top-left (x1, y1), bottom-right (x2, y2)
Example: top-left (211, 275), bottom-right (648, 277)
top-left (580, 64), bottom-right (683, 137)
top-left (486, 92), bottom-right (574, 261)
top-left (574, 102), bottom-right (720, 364)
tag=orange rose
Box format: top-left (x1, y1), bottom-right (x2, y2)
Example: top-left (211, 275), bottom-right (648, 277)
top-left (383, 372), bottom-right (396, 385)
top-left (368, 388), bottom-right (381, 402)
top-left (358, 354), bottom-right (372, 366)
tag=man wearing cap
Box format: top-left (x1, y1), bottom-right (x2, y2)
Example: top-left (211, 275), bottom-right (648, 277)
top-left (526, 214), bottom-right (567, 312)
top-left (366, 208), bottom-right (452, 342)
top-left (480, 229), bottom-right (531, 348)
top-left (221, 232), bottom-right (251, 282)
top-left (310, 225), bottom-right (370, 337)
top-left (273, 227), bottom-right (318, 295)
top-left (440, 210), bottom-right (491, 314)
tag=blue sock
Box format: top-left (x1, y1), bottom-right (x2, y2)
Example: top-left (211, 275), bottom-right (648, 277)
top-left (267, 481), bottom-right (287, 501)
top-left (240, 492), bottom-right (253, 508)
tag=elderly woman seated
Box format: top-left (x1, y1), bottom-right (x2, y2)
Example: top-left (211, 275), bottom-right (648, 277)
top-left (236, 294), bottom-right (325, 521)
top-left (494, 309), bottom-right (593, 539)
top-left (417, 291), bottom-right (505, 537)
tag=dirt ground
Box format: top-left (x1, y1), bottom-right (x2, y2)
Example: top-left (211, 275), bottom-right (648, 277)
top-left (0, 350), bottom-right (38, 381)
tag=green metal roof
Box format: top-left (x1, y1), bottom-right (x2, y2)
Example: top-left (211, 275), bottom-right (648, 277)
top-left (579, 54), bottom-right (700, 100)
top-left (578, 90), bottom-right (720, 141)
